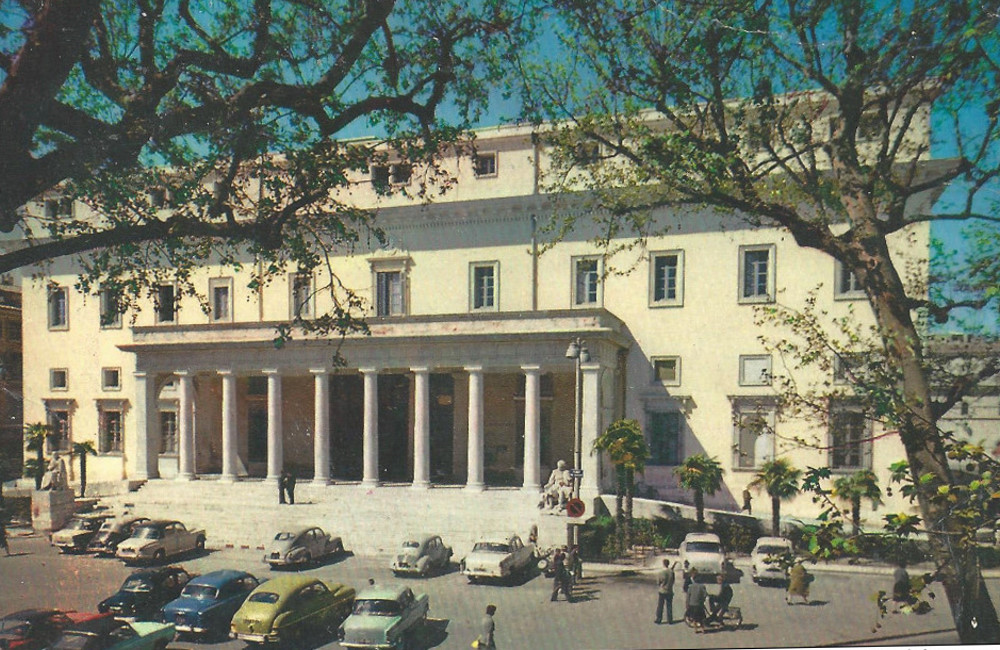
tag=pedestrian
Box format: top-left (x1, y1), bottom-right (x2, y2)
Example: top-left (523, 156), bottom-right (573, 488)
top-left (278, 470), bottom-right (288, 504)
top-left (684, 569), bottom-right (708, 633)
top-left (682, 563), bottom-right (693, 593)
top-left (706, 574), bottom-right (733, 624)
top-left (567, 544), bottom-right (582, 585)
top-left (0, 515), bottom-right (10, 557)
top-left (368, 577), bottom-right (376, 587)
top-left (892, 560), bottom-right (914, 608)
top-left (741, 488), bottom-right (752, 514)
top-left (786, 562), bottom-right (811, 605)
top-left (285, 470), bottom-right (296, 505)
top-left (550, 547), bottom-right (572, 602)
top-left (528, 524), bottom-right (538, 547)
top-left (474, 604), bottom-right (497, 649)
top-left (654, 559), bottom-right (676, 624)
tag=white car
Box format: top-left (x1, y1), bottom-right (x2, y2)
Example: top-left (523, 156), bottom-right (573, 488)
top-left (678, 532), bottom-right (726, 576)
top-left (461, 534), bottom-right (535, 584)
top-left (750, 536), bottom-right (793, 584)
top-left (116, 519), bottom-right (206, 564)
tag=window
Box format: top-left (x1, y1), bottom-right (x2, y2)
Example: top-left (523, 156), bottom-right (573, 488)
top-left (4, 319), bottom-right (20, 340)
top-left (829, 404), bottom-right (870, 470)
top-left (739, 355), bottom-right (772, 386)
top-left (649, 251), bottom-right (684, 307)
top-left (833, 353), bottom-right (863, 385)
top-left (370, 165), bottom-right (390, 190)
top-left (247, 376), bottom-right (268, 396)
top-left (376, 270), bottom-right (405, 316)
top-left (391, 164), bottom-right (412, 185)
top-left (739, 244), bottom-right (775, 303)
top-left (209, 277), bottom-right (232, 322)
top-left (43, 197), bottom-right (74, 218)
top-left (48, 286), bottom-right (68, 329)
top-left (50, 368), bottom-right (68, 391)
top-left (648, 411), bottom-right (682, 466)
top-left (99, 288), bottom-right (123, 328)
top-left (102, 368), bottom-right (121, 391)
top-left (834, 260), bottom-right (864, 299)
top-left (652, 357), bottom-right (681, 385)
top-left (47, 409), bottom-right (71, 451)
top-left (573, 257), bottom-right (601, 306)
top-left (370, 163), bottom-right (410, 189)
top-left (732, 401), bottom-right (776, 469)
top-left (470, 262), bottom-right (498, 311)
top-left (160, 411), bottom-right (178, 454)
top-left (290, 272), bottom-right (313, 319)
top-left (99, 409), bottom-right (123, 453)
top-left (155, 284), bottom-right (176, 323)
top-left (474, 152), bottom-right (497, 177)
top-left (149, 188), bottom-right (167, 208)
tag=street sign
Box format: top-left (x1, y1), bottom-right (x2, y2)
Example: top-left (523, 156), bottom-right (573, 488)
top-left (569, 469), bottom-right (584, 478)
top-left (566, 498), bottom-right (585, 518)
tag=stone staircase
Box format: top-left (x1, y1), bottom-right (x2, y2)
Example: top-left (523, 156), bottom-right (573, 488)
top-left (94, 479), bottom-right (577, 557)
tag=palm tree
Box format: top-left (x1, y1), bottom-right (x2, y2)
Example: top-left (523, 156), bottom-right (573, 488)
top-left (749, 458), bottom-right (802, 536)
top-left (674, 454), bottom-right (724, 530)
top-left (72, 441), bottom-right (97, 497)
top-left (832, 469), bottom-right (882, 536)
top-left (593, 419), bottom-right (649, 549)
top-left (24, 422), bottom-right (51, 491)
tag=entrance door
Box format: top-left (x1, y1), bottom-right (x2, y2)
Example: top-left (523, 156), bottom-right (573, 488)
top-left (330, 375), bottom-right (363, 480)
top-left (247, 406), bottom-right (267, 475)
top-left (378, 375), bottom-right (409, 482)
top-left (429, 374), bottom-right (455, 483)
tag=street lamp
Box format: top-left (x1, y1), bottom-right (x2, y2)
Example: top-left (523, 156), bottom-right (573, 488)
top-left (565, 338), bottom-right (589, 546)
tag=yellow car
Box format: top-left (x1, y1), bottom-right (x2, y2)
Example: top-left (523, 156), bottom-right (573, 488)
top-left (230, 575), bottom-right (354, 646)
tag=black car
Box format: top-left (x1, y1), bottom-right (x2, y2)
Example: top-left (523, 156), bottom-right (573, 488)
top-left (87, 516), bottom-right (151, 556)
top-left (0, 609), bottom-right (105, 650)
top-left (97, 566), bottom-right (194, 621)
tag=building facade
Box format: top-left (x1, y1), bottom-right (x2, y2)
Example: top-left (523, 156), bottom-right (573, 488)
top-left (21, 122), bottom-right (957, 523)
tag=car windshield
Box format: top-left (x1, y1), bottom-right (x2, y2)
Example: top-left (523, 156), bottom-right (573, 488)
top-left (99, 520), bottom-right (116, 531)
top-left (274, 532), bottom-right (295, 541)
top-left (133, 527), bottom-right (163, 540)
top-left (65, 519), bottom-right (93, 530)
top-left (248, 592), bottom-right (280, 604)
top-left (50, 632), bottom-right (96, 649)
top-left (402, 541), bottom-right (420, 549)
top-left (757, 545), bottom-right (789, 555)
top-left (0, 621), bottom-right (28, 636)
top-left (122, 577), bottom-right (154, 592)
top-left (181, 585), bottom-right (218, 600)
top-left (687, 542), bottom-right (721, 553)
top-left (473, 542), bottom-right (509, 553)
top-left (352, 599), bottom-right (401, 616)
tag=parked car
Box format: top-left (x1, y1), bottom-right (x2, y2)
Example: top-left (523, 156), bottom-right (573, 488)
top-left (678, 532), bottom-right (726, 576)
top-left (338, 584), bottom-right (429, 650)
top-left (98, 566), bottom-right (194, 621)
top-left (230, 575), bottom-right (355, 646)
top-left (88, 516), bottom-right (151, 556)
top-left (0, 609), bottom-right (111, 650)
top-left (460, 534), bottom-right (535, 584)
top-left (750, 536), bottom-right (794, 584)
top-left (116, 520), bottom-right (206, 564)
top-left (391, 534), bottom-right (453, 577)
top-left (158, 569), bottom-right (259, 638)
top-left (51, 513), bottom-right (113, 554)
top-left (48, 618), bottom-right (175, 650)
top-left (264, 526), bottom-right (344, 569)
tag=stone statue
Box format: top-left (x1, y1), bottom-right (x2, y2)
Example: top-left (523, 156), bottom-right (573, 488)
top-left (41, 452), bottom-right (69, 491)
top-left (539, 459), bottom-right (573, 510)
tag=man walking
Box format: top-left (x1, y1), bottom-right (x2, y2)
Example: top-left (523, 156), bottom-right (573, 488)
top-left (550, 547), bottom-right (572, 602)
top-left (741, 488), bottom-right (752, 514)
top-left (475, 604), bottom-right (497, 649)
top-left (685, 568), bottom-right (708, 632)
top-left (285, 470), bottom-right (296, 505)
top-left (278, 470), bottom-right (288, 504)
top-left (655, 559), bottom-right (676, 624)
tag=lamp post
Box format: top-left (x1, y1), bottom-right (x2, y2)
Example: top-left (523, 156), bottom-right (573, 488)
top-left (565, 338), bottom-right (589, 546)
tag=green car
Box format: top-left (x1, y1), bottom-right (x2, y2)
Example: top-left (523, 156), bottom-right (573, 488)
top-left (230, 575), bottom-right (355, 645)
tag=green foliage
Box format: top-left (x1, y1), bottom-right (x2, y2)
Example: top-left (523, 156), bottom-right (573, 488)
top-left (674, 453), bottom-right (724, 529)
top-left (713, 516), bottom-right (764, 554)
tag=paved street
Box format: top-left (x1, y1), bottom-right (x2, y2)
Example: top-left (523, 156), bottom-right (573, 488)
top-left (0, 533), bottom-right (988, 649)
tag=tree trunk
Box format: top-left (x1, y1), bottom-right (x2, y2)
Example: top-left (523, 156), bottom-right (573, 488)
top-left (615, 467), bottom-right (625, 553)
top-left (695, 489), bottom-right (705, 531)
top-left (771, 495), bottom-right (780, 536)
top-left (624, 468), bottom-right (634, 547)
top-left (851, 497), bottom-right (861, 537)
top-left (79, 456), bottom-right (87, 498)
top-left (34, 444), bottom-right (43, 491)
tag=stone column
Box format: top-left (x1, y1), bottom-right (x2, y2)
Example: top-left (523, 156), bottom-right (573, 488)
top-left (131, 372), bottom-right (159, 480)
top-left (465, 365), bottom-right (485, 492)
top-left (176, 371), bottom-right (195, 481)
top-left (311, 369), bottom-right (331, 485)
top-left (581, 363), bottom-right (602, 499)
top-left (264, 369), bottom-right (283, 483)
top-left (360, 368), bottom-right (379, 488)
top-left (219, 370), bottom-right (238, 483)
top-left (521, 365), bottom-right (541, 492)
top-left (411, 367), bottom-right (430, 489)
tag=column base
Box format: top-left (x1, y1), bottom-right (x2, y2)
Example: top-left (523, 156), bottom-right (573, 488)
top-left (464, 482), bottom-right (485, 492)
top-left (410, 481), bottom-right (430, 490)
top-left (264, 475), bottom-right (281, 484)
top-left (175, 473), bottom-right (197, 482)
top-left (360, 479), bottom-right (380, 489)
top-left (521, 484), bottom-right (541, 495)
top-left (219, 474), bottom-right (238, 484)
top-left (312, 477), bottom-right (331, 486)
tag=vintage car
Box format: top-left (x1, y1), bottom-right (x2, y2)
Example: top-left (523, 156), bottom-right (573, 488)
top-left (338, 585), bottom-right (429, 650)
top-left (116, 520), bottom-right (206, 564)
top-left (264, 526), bottom-right (344, 568)
top-left (460, 534), bottom-right (536, 584)
top-left (0, 609), bottom-right (111, 650)
top-left (678, 532), bottom-right (727, 576)
top-left (158, 569), bottom-right (259, 638)
top-left (88, 516), bottom-right (151, 556)
top-left (750, 536), bottom-right (794, 584)
top-left (51, 513), bottom-right (113, 554)
top-left (391, 534), bottom-right (453, 577)
top-left (230, 575), bottom-right (355, 645)
top-left (48, 618), bottom-right (175, 650)
top-left (98, 566), bottom-right (194, 621)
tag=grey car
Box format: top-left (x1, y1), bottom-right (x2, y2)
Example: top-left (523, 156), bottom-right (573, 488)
top-left (264, 526), bottom-right (344, 568)
top-left (391, 535), bottom-right (453, 577)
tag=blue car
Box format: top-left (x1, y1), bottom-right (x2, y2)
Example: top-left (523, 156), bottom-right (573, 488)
top-left (158, 569), bottom-right (259, 638)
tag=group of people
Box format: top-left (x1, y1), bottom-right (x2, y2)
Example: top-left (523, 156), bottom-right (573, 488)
top-left (549, 544), bottom-right (582, 602)
top-left (672, 564), bottom-right (734, 632)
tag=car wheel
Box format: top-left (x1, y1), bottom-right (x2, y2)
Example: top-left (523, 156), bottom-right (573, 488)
top-left (195, 536), bottom-right (206, 551)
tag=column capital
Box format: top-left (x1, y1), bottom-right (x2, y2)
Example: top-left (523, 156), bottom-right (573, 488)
top-left (410, 366), bottom-right (430, 374)
top-left (521, 364), bottom-right (542, 374)
top-left (309, 368), bottom-right (329, 375)
top-left (262, 368), bottom-right (280, 376)
top-left (218, 369), bottom-right (235, 377)
top-left (581, 362), bottom-right (602, 373)
top-left (359, 367), bottom-right (380, 375)
top-left (134, 371), bottom-right (149, 380)
top-left (464, 365), bottom-right (484, 373)
top-left (175, 369), bottom-right (192, 378)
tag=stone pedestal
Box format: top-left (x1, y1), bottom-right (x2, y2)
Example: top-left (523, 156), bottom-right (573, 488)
top-left (31, 490), bottom-right (77, 533)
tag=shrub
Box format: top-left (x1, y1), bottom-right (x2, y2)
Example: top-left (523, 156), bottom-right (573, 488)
top-left (713, 516), bottom-right (763, 554)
